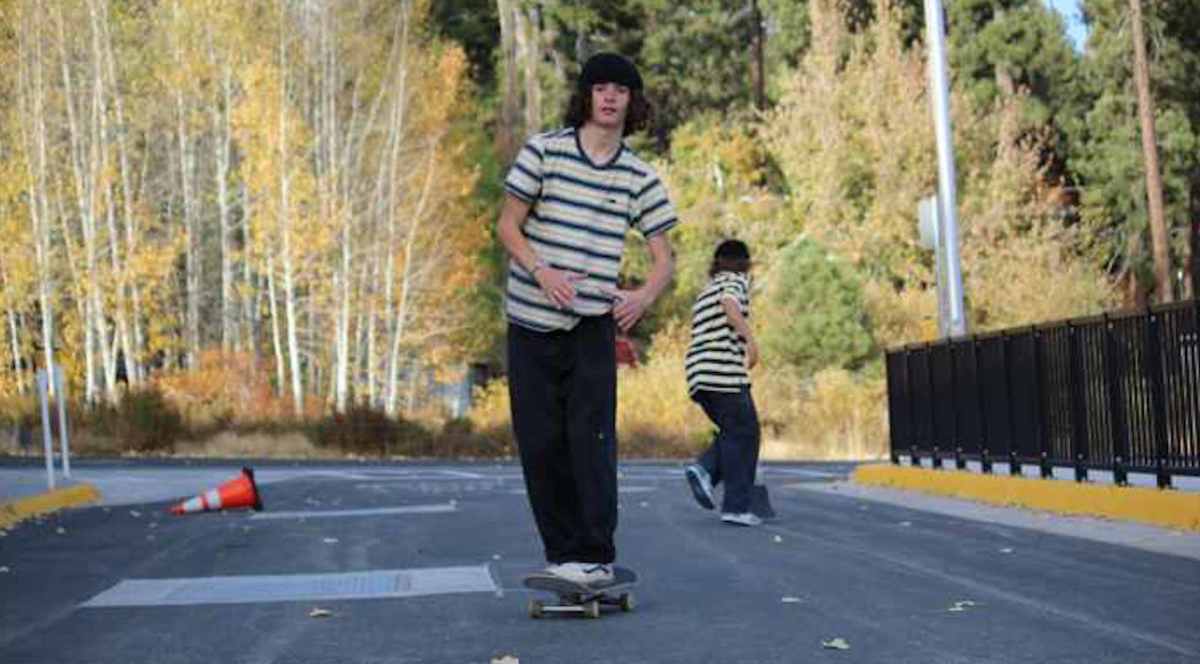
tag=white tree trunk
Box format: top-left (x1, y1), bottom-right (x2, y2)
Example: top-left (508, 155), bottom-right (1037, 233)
top-left (266, 254), bottom-right (287, 398)
top-left (278, 1), bottom-right (304, 416)
top-left (172, 0), bottom-right (200, 368)
top-left (6, 310), bottom-right (24, 395)
top-left (211, 59), bottom-right (235, 350)
top-left (17, 6), bottom-right (59, 390)
top-left (98, 0), bottom-right (140, 386)
top-left (385, 146), bottom-right (438, 416)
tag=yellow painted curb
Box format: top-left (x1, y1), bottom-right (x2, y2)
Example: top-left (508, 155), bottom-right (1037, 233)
top-left (852, 464), bottom-right (1200, 532)
top-left (0, 483), bottom-right (102, 529)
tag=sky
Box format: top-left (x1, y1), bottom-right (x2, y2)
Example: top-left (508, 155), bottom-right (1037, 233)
top-left (1044, 0), bottom-right (1089, 52)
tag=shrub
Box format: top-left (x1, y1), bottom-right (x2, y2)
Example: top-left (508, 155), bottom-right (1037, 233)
top-left (84, 386), bottom-right (186, 454)
top-left (760, 236), bottom-right (875, 377)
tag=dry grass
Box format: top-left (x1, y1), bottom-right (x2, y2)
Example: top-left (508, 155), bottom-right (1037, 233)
top-left (467, 322), bottom-right (890, 461)
top-left (174, 431), bottom-right (329, 459)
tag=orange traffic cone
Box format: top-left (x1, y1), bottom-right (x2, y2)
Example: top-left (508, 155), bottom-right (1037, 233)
top-left (169, 467), bottom-right (263, 515)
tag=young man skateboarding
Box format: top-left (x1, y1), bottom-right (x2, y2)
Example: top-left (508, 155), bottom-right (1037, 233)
top-left (497, 52), bottom-right (678, 585)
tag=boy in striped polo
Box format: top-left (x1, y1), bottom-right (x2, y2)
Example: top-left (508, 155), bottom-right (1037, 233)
top-left (683, 240), bottom-right (763, 527)
top-left (496, 53), bottom-right (678, 585)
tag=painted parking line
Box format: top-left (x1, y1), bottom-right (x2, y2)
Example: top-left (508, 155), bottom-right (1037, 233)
top-left (249, 503), bottom-right (457, 520)
top-left (80, 565), bottom-right (497, 608)
top-left (506, 486), bottom-right (656, 495)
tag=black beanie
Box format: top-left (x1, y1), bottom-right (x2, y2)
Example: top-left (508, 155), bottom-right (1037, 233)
top-left (579, 52), bottom-right (643, 92)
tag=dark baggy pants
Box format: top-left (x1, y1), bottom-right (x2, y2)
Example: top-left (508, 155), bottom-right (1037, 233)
top-left (693, 387), bottom-right (761, 514)
top-left (507, 316), bottom-right (618, 564)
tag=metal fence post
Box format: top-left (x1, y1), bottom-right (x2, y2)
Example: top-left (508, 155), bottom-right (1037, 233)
top-left (1002, 333), bottom-right (1021, 476)
top-left (1032, 329), bottom-right (1052, 478)
top-left (1067, 324), bottom-right (1089, 482)
top-left (1103, 315), bottom-right (1130, 486)
top-left (1143, 310), bottom-right (1172, 489)
top-left (973, 337), bottom-right (991, 474)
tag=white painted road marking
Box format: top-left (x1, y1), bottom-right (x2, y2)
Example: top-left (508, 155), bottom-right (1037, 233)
top-left (249, 503), bottom-right (457, 520)
top-left (80, 565), bottom-right (497, 608)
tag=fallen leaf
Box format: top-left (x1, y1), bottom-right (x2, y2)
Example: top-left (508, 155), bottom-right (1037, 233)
top-left (323, 538), bottom-right (339, 544)
top-left (948, 600), bottom-right (978, 612)
top-left (639, 501), bottom-right (649, 508)
top-left (773, 535), bottom-right (783, 543)
top-left (129, 510), bottom-right (142, 518)
top-left (491, 656), bottom-right (519, 664)
top-left (309, 608), bottom-right (333, 618)
top-left (781, 596), bottom-right (802, 603)
top-left (56, 527), bottom-right (66, 535)
top-left (0, 566), bottom-right (10, 573)
top-left (1000, 547), bottom-right (1014, 554)
top-left (492, 554), bottom-right (502, 560)
top-left (898, 521), bottom-right (912, 527)
top-left (822, 638), bottom-right (850, 650)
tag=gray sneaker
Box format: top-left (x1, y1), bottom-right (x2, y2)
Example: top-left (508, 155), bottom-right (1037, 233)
top-left (685, 464), bottom-right (716, 510)
top-left (720, 512), bottom-right (763, 527)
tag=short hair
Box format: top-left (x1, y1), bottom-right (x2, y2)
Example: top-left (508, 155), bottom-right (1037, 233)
top-left (709, 239), bottom-right (752, 276)
top-left (563, 87), bottom-right (653, 137)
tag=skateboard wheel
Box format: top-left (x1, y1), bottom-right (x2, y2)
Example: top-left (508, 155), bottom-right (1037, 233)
top-left (583, 600), bottom-right (601, 619)
top-left (528, 599), bottom-right (544, 619)
top-left (619, 592), bottom-right (635, 612)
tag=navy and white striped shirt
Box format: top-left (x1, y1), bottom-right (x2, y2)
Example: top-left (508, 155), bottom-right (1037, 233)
top-left (503, 127), bottom-right (678, 332)
top-left (685, 272), bottom-right (751, 395)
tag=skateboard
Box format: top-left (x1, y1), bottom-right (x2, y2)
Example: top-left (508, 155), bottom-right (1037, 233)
top-left (522, 566), bottom-right (638, 619)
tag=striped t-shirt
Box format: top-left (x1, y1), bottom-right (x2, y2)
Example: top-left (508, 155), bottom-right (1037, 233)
top-left (503, 127), bottom-right (678, 332)
top-left (685, 272), bottom-right (752, 396)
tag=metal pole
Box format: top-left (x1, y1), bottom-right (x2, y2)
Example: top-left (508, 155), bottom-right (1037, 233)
top-left (37, 369), bottom-right (55, 490)
top-left (924, 0), bottom-right (967, 337)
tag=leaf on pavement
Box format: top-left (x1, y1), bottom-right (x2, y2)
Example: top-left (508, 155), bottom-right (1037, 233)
top-left (491, 656), bottom-right (519, 664)
top-left (781, 596), bottom-right (802, 603)
top-left (309, 608), bottom-right (333, 618)
top-left (323, 538), bottom-right (339, 544)
top-left (821, 638), bottom-right (850, 650)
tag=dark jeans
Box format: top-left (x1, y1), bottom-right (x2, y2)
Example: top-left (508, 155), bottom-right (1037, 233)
top-left (693, 387), bottom-right (761, 514)
top-left (507, 316), bottom-right (618, 564)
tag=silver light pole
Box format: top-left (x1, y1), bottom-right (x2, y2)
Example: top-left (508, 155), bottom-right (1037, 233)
top-left (924, 0), bottom-right (967, 337)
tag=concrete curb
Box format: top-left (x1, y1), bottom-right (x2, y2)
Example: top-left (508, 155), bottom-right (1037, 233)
top-left (0, 483), bottom-right (102, 529)
top-left (852, 464), bottom-right (1200, 532)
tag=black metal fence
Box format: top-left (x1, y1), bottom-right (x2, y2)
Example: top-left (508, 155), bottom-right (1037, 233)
top-left (886, 300), bottom-right (1200, 487)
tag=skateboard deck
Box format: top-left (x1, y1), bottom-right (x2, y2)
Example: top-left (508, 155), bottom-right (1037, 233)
top-left (522, 566), bottom-right (638, 619)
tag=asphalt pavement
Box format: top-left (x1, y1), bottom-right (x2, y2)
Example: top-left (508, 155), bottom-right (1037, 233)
top-left (1, 459), bottom-right (1198, 663)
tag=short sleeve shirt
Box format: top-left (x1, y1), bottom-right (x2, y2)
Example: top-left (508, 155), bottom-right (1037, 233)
top-left (685, 272), bottom-right (751, 395)
top-left (502, 127), bottom-right (678, 332)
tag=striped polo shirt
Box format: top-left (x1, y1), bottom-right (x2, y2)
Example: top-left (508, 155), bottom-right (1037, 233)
top-left (685, 272), bottom-right (752, 396)
top-left (503, 127), bottom-right (678, 332)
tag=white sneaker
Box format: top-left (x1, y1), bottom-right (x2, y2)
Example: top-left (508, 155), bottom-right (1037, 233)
top-left (551, 562), bottom-right (614, 586)
top-left (684, 464), bottom-right (716, 510)
top-left (720, 512), bottom-right (763, 527)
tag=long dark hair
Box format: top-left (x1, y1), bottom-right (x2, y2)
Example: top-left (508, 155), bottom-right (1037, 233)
top-left (708, 239), bottom-right (751, 277)
top-left (563, 87), bottom-right (653, 136)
